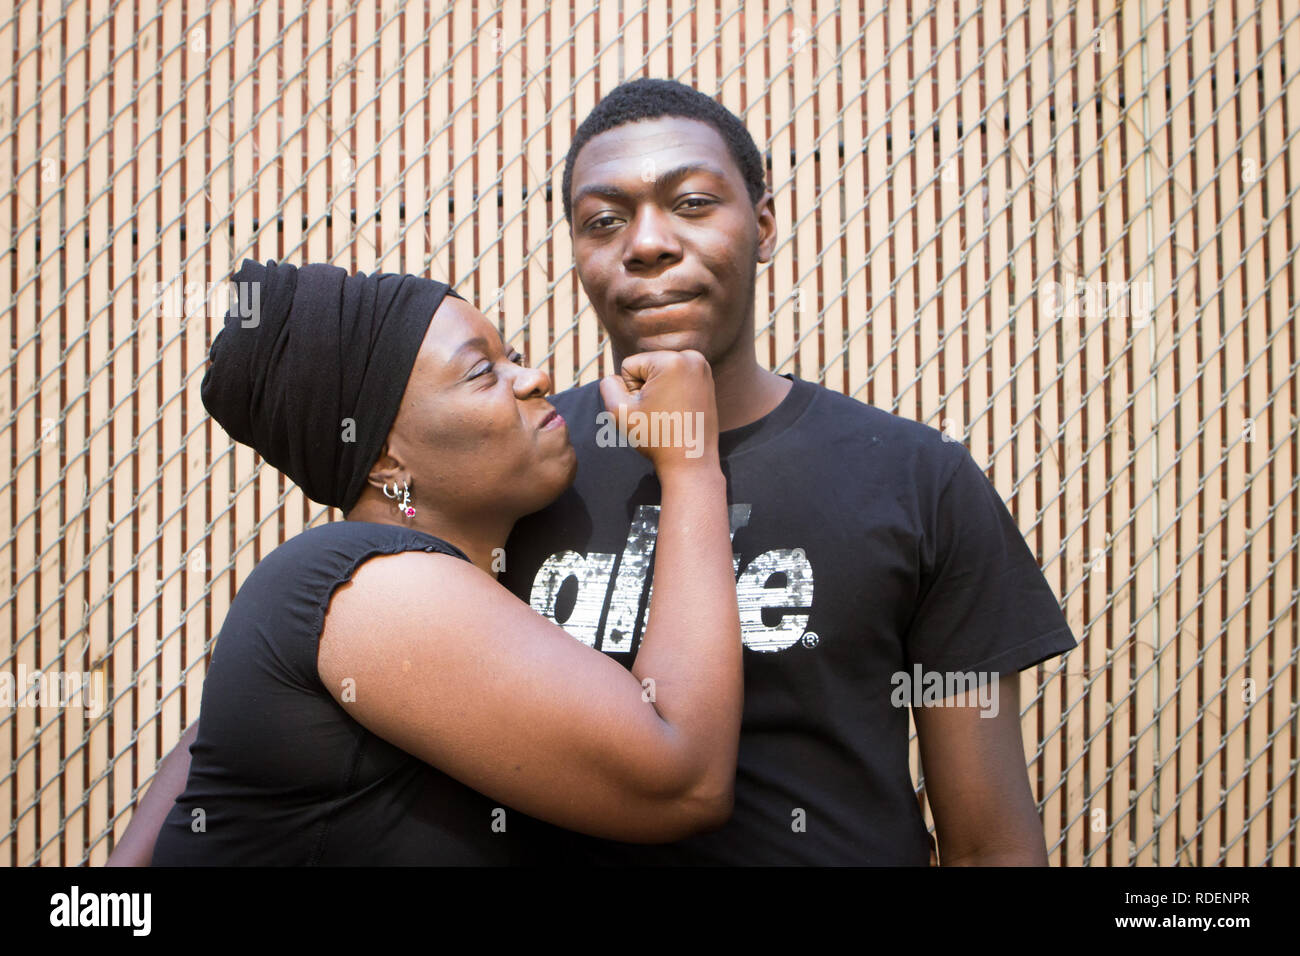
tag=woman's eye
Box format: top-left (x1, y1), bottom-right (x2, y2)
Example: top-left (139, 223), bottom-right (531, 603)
top-left (471, 362), bottom-right (495, 379)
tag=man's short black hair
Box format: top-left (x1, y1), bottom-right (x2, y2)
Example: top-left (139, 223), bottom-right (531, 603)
top-left (561, 77), bottom-right (769, 227)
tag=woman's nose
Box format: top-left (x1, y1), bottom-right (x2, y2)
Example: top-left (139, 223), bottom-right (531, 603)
top-left (514, 362), bottom-right (551, 397)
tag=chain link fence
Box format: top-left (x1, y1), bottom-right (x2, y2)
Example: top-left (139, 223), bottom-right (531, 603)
top-left (1, 0), bottom-right (1296, 865)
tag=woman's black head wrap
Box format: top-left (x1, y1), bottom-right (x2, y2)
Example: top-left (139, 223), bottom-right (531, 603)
top-left (200, 258), bottom-right (463, 513)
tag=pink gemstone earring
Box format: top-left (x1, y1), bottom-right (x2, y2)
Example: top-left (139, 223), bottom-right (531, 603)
top-left (382, 479), bottom-right (416, 518)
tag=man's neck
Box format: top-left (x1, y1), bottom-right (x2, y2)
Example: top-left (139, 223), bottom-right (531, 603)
top-left (704, 352), bottom-right (794, 433)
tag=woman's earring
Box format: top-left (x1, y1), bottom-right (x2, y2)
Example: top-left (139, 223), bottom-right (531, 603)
top-left (398, 480), bottom-right (415, 518)
top-left (381, 480), bottom-right (416, 518)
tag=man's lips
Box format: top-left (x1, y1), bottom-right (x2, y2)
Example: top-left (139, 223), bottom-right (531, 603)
top-left (624, 290), bottom-right (701, 311)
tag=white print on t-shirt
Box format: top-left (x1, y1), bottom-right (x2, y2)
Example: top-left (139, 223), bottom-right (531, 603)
top-left (528, 503), bottom-right (816, 654)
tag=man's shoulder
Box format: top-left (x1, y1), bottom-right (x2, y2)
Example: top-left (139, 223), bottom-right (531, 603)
top-left (795, 377), bottom-right (962, 476)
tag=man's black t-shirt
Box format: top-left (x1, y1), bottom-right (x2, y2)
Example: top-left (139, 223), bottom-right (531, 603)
top-left (499, 373), bottom-right (1078, 864)
top-left (151, 520), bottom-right (534, 865)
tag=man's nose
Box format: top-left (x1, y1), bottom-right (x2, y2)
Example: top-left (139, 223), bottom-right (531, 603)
top-left (624, 205), bottom-right (682, 268)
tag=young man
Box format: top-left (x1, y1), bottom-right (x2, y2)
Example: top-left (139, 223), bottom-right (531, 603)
top-left (110, 78), bottom-right (1075, 866)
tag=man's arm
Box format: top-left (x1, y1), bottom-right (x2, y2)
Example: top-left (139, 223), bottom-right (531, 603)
top-left (913, 673), bottom-right (1050, 865)
top-left (104, 721), bottom-right (198, 866)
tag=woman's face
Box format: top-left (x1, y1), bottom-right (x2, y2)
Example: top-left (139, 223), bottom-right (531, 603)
top-left (375, 295), bottom-right (578, 521)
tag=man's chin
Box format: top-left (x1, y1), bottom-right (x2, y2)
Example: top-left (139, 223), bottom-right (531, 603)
top-left (622, 329), bottom-right (715, 359)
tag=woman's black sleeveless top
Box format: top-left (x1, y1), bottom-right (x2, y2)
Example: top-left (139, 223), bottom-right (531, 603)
top-left (151, 520), bottom-right (539, 865)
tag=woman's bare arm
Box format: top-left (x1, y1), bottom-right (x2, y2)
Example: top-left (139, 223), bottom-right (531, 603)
top-left (104, 721), bottom-right (198, 866)
top-left (318, 460), bottom-right (742, 844)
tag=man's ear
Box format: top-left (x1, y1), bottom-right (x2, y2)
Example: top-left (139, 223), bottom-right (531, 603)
top-left (755, 190), bottom-right (777, 263)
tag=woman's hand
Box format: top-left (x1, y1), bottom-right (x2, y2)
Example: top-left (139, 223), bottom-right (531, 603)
top-left (598, 349), bottom-right (720, 476)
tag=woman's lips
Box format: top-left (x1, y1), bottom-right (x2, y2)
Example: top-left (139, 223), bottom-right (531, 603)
top-left (540, 410), bottom-right (565, 430)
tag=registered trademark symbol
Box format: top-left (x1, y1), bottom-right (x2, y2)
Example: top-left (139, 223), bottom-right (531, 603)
top-left (801, 631), bottom-right (819, 648)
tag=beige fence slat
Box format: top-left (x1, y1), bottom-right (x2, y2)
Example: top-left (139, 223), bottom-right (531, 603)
top-left (1236, 0), bottom-right (1271, 867)
top-left (33, 0), bottom-right (63, 867)
top-left (1166, 0), bottom-right (1201, 869)
top-left (840, 2), bottom-right (866, 402)
top-left (1028, 0), bottom-right (1065, 865)
top-left (914, 0), bottom-right (941, 439)
top-left (281, 0), bottom-right (308, 543)
top-left (80, 0), bottom-right (114, 866)
top-left (524, 0), bottom-right (549, 382)
top-left (500, 0), bottom-right (527, 375)
top-left (814, 0), bottom-right (843, 394)
top-left (155, 0), bottom-right (186, 814)
top-left (378, 0), bottom-right (401, 277)
top-left (1122, 0), bottom-right (1157, 869)
top-left (1215, 0), bottom-right (1249, 867)
top-left (888, 0), bottom-right (917, 419)
top-left (1189, 0), bottom-right (1224, 866)
top-left (399, 2), bottom-right (425, 274)
top-left (8, 0), bottom-right (38, 868)
top-left (129, 2), bottom-right (163, 873)
top-left (770, 18), bottom-right (795, 377)
top-left (1269, 0), bottom-right (1298, 866)
top-left (549, 1), bottom-right (575, 391)
top-left (791, 8), bottom-right (819, 382)
top-left (58, 0), bottom-right (91, 866)
top-left (572, 0), bottom-right (599, 383)
top-left (1142, 0), bottom-right (1180, 867)
top-left (1050, 0), bottom-right (1087, 868)
top-left (743, 0), bottom-right (769, 372)
top-left (182, 0), bottom-right (212, 776)
top-left (0, 0), bottom-right (15, 871)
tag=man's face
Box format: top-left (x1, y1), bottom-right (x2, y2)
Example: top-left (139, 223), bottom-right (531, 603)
top-left (568, 116), bottom-right (776, 366)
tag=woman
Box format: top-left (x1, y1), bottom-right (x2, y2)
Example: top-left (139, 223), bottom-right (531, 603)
top-left (146, 259), bottom-right (741, 864)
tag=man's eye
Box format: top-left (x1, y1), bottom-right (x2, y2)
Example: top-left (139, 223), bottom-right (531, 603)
top-left (589, 215), bottom-right (618, 230)
top-left (679, 197), bottom-right (713, 211)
